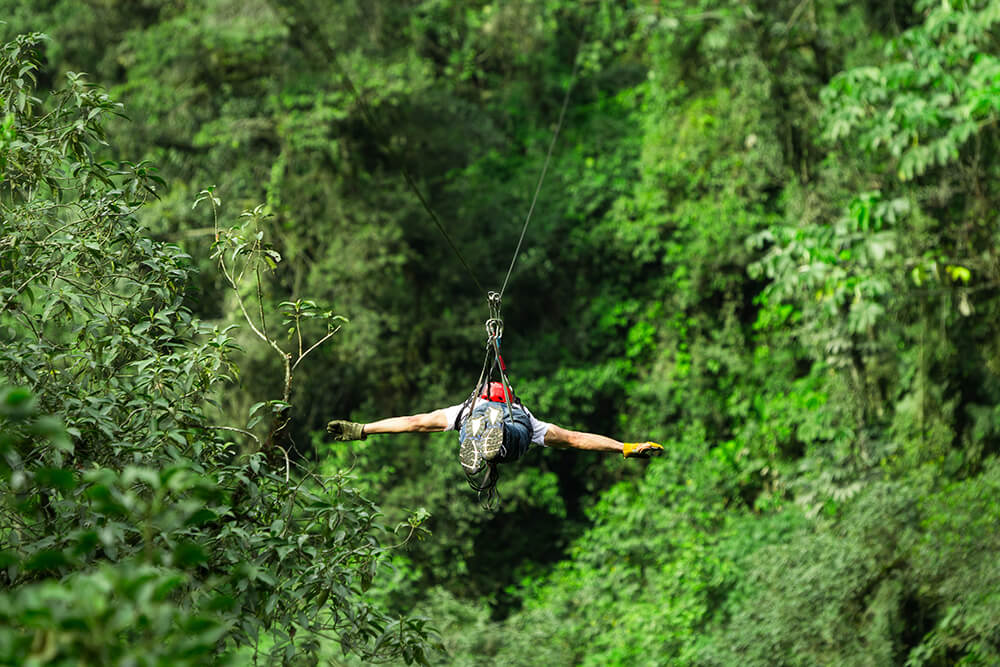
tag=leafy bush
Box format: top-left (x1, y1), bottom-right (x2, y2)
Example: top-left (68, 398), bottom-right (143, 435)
top-left (0, 33), bottom-right (431, 664)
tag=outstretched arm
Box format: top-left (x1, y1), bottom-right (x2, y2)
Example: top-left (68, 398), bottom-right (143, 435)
top-left (362, 410), bottom-right (450, 435)
top-left (327, 410), bottom-right (450, 441)
top-left (544, 424), bottom-right (662, 458)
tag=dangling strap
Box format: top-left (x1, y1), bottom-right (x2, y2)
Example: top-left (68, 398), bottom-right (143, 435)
top-left (465, 461), bottom-right (501, 511)
top-left (491, 336), bottom-right (515, 425)
top-left (454, 349), bottom-right (490, 430)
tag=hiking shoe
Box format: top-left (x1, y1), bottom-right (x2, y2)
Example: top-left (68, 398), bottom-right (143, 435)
top-left (480, 405), bottom-right (506, 462)
top-left (459, 416), bottom-right (486, 475)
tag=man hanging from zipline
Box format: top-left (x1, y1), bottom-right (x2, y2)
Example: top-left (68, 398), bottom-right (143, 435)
top-left (326, 380), bottom-right (662, 504)
top-left (327, 380), bottom-right (662, 462)
top-left (326, 294), bottom-right (662, 505)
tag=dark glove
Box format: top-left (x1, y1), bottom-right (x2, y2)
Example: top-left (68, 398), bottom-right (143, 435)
top-left (623, 441), bottom-right (663, 459)
top-left (327, 420), bottom-right (366, 441)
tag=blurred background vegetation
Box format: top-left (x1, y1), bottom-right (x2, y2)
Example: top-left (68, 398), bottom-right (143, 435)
top-left (2, 0), bottom-right (1000, 663)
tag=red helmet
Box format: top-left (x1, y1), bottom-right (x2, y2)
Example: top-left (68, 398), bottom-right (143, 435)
top-left (480, 381), bottom-right (511, 402)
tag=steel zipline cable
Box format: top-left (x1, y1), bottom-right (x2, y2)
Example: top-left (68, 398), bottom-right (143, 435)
top-left (328, 58), bottom-right (488, 295)
top-left (498, 44), bottom-right (583, 300)
top-left (282, 1), bottom-right (488, 295)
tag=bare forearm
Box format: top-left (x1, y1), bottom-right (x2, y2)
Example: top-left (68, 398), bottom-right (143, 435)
top-left (545, 425), bottom-right (623, 452)
top-left (566, 431), bottom-right (623, 452)
top-left (363, 412), bottom-right (447, 435)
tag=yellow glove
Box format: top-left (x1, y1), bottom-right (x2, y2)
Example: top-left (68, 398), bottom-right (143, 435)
top-left (623, 441), bottom-right (663, 459)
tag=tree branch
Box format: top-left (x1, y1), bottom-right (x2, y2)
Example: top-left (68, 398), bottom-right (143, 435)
top-left (291, 326), bottom-right (342, 373)
top-left (206, 425), bottom-right (262, 448)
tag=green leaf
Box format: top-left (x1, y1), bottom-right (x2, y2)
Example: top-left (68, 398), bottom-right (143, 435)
top-left (24, 549), bottom-right (70, 572)
top-left (30, 416), bottom-right (73, 452)
top-left (34, 467), bottom-right (76, 492)
top-left (185, 508), bottom-right (218, 527)
top-left (173, 541), bottom-right (208, 567)
top-left (0, 387), bottom-right (35, 418)
top-left (945, 265), bottom-right (971, 284)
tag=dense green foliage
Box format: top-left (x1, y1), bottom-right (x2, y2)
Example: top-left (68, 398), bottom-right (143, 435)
top-left (3, 0), bottom-right (1000, 663)
top-left (0, 32), bottom-right (429, 664)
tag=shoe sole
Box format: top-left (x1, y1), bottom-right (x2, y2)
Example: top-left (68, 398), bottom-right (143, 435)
top-left (460, 434), bottom-right (484, 474)
top-left (481, 420), bottom-right (504, 462)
